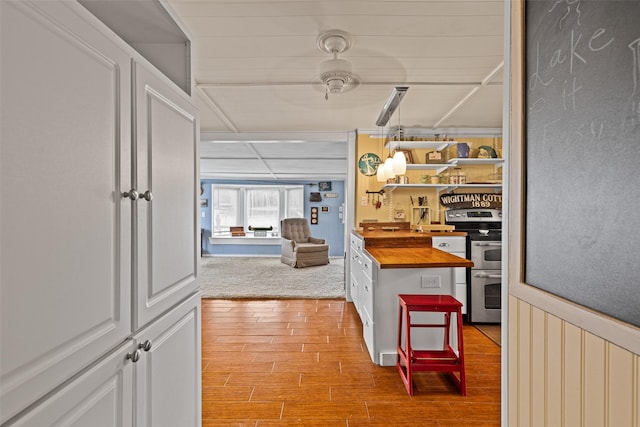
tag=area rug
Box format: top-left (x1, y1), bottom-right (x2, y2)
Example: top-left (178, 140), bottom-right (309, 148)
top-left (199, 256), bottom-right (345, 299)
top-left (474, 324), bottom-right (501, 346)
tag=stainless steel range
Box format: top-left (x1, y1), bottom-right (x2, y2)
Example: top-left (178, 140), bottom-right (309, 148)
top-left (445, 208), bottom-right (502, 323)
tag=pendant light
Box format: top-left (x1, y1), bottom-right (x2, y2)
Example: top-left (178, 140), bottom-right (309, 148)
top-left (378, 123), bottom-right (395, 180)
top-left (391, 102), bottom-right (407, 175)
top-left (376, 163), bottom-right (387, 182)
top-left (383, 135), bottom-right (396, 180)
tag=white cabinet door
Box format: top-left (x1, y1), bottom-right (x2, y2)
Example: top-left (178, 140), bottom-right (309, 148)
top-left (432, 236), bottom-right (468, 314)
top-left (132, 62), bottom-right (199, 329)
top-left (0, 2), bottom-right (131, 421)
top-left (9, 342), bottom-right (135, 427)
top-left (349, 250), bottom-right (361, 314)
top-left (134, 293), bottom-right (201, 427)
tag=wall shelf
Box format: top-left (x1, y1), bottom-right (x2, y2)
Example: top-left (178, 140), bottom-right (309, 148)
top-left (383, 183), bottom-right (502, 193)
top-left (405, 163), bottom-right (451, 174)
top-left (447, 158), bottom-right (504, 166)
top-left (385, 140), bottom-right (452, 152)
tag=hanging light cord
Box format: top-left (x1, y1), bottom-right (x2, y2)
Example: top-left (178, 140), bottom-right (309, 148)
top-left (397, 101), bottom-right (402, 144)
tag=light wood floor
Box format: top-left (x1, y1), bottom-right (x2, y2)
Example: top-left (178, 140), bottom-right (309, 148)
top-left (201, 298), bottom-right (501, 426)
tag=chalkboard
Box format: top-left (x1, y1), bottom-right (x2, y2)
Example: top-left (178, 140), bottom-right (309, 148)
top-left (525, 0), bottom-right (640, 327)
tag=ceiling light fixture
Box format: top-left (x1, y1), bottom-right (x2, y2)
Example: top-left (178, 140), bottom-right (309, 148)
top-left (375, 86), bottom-right (408, 126)
top-left (317, 30), bottom-right (357, 100)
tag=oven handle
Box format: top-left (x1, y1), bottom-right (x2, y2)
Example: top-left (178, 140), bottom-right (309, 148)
top-left (473, 273), bottom-right (502, 279)
top-left (472, 242), bottom-right (502, 247)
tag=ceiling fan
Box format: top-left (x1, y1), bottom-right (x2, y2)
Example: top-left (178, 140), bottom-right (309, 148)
top-left (316, 30), bottom-right (358, 100)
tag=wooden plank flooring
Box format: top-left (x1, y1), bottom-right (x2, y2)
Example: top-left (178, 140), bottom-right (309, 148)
top-left (202, 298), bottom-right (501, 426)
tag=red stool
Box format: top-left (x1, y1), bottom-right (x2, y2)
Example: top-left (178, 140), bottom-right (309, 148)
top-left (396, 294), bottom-right (466, 396)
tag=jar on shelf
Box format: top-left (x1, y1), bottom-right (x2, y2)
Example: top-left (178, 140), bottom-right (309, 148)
top-left (455, 167), bottom-right (466, 184)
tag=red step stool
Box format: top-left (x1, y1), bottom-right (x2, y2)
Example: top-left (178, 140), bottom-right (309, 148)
top-left (396, 294), bottom-right (466, 396)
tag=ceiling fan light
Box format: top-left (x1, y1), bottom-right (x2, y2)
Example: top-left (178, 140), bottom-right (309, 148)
top-left (319, 58), bottom-right (353, 94)
top-left (326, 77), bottom-right (346, 93)
top-left (392, 151), bottom-right (407, 174)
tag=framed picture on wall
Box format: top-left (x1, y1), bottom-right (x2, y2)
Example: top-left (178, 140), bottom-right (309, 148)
top-left (321, 206), bottom-right (329, 213)
top-left (318, 181), bottom-right (332, 191)
top-left (395, 149), bottom-right (414, 164)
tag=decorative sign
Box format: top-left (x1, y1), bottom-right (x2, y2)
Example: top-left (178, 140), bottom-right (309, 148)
top-left (439, 193), bottom-right (502, 209)
top-left (358, 153), bottom-right (381, 176)
top-left (324, 193), bottom-right (338, 198)
top-left (319, 181), bottom-right (332, 191)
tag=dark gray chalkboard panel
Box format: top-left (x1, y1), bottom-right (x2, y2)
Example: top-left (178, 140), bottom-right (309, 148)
top-left (525, 0), bottom-right (640, 327)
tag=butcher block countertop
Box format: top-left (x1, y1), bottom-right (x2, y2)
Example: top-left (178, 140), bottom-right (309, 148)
top-left (356, 230), bottom-right (467, 248)
top-left (365, 247), bottom-right (474, 269)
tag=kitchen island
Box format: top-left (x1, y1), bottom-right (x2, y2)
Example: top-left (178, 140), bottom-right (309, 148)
top-left (349, 229), bottom-right (472, 366)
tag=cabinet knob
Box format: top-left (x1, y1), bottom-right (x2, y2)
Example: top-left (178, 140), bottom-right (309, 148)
top-left (138, 340), bottom-right (152, 352)
top-left (126, 349), bottom-right (141, 363)
top-left (138, 190), bottom-right (153, 202)
top-left (122, 189), bottom-right (139, 200)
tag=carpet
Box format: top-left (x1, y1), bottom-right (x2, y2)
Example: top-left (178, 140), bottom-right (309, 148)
top-left (474, 324), bottom-right (501, 346)
top-left (199, 256), bottom-right (345, 299)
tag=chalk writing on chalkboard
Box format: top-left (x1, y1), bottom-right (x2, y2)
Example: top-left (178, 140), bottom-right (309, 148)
top-left (525, 0), bottom-right (640, 328)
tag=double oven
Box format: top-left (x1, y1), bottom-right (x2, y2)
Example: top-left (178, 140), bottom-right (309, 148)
top-left (445, 208), bottom-right (502, 323)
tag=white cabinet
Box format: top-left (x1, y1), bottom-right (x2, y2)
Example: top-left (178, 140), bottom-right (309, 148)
top-left (1, 2), bottom-right (132, 420)
top-left (133, 294), bottom-right (201, 427)
top-left (133, 62), bottom-right (199, 330)
top-left (349, 233), bottom-right (375, 321)
top-left (359, 252), bottom-right (374, 318)
top-left (8, 342), bottom-right (135, 427)
top-left (1, 2), bottom-right (200, 425)
top-left (432, 236), bottom-right (468, 314)
top-left (367, 263), bottom-right (456, 366)
top-left (7, 294), bottom-right (200, 427)
top-left (348, 233), bottom-right (363, 317)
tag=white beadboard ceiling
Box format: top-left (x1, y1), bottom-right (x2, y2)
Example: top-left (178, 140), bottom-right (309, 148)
top-left (165, 0), bottom-right (505, 180)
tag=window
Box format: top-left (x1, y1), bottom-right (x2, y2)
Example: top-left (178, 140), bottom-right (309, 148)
top-left (211, 184), bottom-right (304, 236)
top-left (246, 188), bottom-right (280, 229)
top-left (285, 187), bottom-right (304, 218)
top-left (211, 187), bottom-right (241, 234)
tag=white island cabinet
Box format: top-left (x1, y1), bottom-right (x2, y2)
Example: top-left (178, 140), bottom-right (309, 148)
top-left (363, 262), bottom-right (455, 366)
top-left (1, 2), bottom-right (201, 425)
top-left (349, 232), bottom-right (471, 366)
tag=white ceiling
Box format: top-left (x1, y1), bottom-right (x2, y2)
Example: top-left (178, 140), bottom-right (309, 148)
top-left (165, 0), bottom-right (505, 180)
